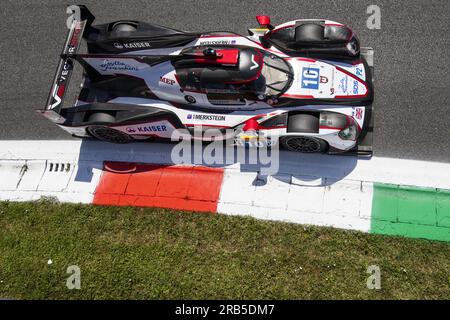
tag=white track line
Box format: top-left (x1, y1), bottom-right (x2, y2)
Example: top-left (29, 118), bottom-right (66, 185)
top-left (1, 140), bottom-right (449, 189)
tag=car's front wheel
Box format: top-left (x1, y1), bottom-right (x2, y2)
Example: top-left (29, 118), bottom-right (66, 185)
top-left (279, 136), bottom-right (328, 153)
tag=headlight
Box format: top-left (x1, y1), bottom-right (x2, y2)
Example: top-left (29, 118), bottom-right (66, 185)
top-left (338, 117), bottom-right (360, 141)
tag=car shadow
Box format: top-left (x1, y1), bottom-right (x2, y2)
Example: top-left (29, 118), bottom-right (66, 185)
top-left (75, 138), bottom-right (363, 187)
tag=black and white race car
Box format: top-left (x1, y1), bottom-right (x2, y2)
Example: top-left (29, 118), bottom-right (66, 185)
top-left (42, 5), bottom-right (374, 154)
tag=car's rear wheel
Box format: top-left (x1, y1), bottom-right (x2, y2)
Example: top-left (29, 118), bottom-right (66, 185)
top-left (280, 136), bottom-right (328, 153)
top-left (86, 113), bottom-right (133, 144)
top-left (111, 22), bottom-right (137, 32)
top-left (87, 126), bottom-right (133, 144)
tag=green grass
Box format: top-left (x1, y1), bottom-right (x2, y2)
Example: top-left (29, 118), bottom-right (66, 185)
top-left (0, 201), bottom-right (448, 299)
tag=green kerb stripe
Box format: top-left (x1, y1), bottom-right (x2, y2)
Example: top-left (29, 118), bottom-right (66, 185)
top-left (371, 183), bottom-right (450, 242)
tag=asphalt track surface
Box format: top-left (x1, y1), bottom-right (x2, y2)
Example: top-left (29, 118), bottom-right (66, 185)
top-left (1, 0), bottom-right (449, 162)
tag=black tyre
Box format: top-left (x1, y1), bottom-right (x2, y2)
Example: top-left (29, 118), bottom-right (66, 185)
top-left (287, 113), bottom-right (319, 133)
top-left (111, 22), bottom-right (137, 32)
top-left (86, 113), bottom-right (133, 144)
top-left (87, 125), bottom-right (133, 144)
top-left (87, 112), bottom-right (115, 124)
top-left (280, 136), bottom-right (328, 153)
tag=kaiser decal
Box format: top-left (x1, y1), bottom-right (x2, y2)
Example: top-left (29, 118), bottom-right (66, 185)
top-left (114, 42), bottom-right (152, 49)
top-left (126, 125), bottom-right (168, 133)
top-left (119, 120), bottom-right (173, 138)
top-left (139, 125), bottom-right (167, 132)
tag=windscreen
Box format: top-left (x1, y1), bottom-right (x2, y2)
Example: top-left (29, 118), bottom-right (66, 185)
top-left (261, 53), bottom-right (293, 96)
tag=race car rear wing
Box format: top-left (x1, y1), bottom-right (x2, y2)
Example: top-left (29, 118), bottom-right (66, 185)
top-left (41, 5), bottom-right (95, 123)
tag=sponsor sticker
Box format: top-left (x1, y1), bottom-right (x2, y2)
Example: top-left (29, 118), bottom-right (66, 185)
top-left (353, 80), bottom-right (359, 94)
top-left (114, 42), bottom-right (152, 49)
top-left (187, 114), bottom-right (226, 121)
top-left (68, 21), bottom-right (83, 53)
top-left (339, 76), bottom-right (348, 93)
top-left (99, 60), bottom-right (139, 72)
top-left (199, 39), bottom-right (237, 45)
top-left (356, 67), bottom-right (363, 77)
top-left (160, 76), bottom-right (175, 85)
top-left (127, 124), bottom-right (168, 133)
top-left (118, 120), bottom-right (175, 138)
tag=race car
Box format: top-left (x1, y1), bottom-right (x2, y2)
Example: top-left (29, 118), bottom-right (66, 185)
top-left (41, 5), bottom-right (374, 154)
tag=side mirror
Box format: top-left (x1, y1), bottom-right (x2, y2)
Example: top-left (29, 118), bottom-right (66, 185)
top-left (256, 15), bottom-right (274, 30)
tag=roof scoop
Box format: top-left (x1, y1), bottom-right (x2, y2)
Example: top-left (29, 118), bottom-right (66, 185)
top-left (194, 48), bottom-right (239, 66)
top-left (256, 15), bottom-right (274, 30)
top-left (203, 48), bottom-right (217, 57)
